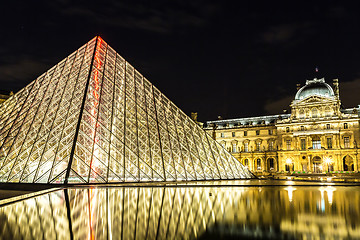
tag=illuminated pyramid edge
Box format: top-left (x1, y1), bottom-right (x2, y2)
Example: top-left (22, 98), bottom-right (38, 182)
top-left (0, 36), bottom-right (254, 184)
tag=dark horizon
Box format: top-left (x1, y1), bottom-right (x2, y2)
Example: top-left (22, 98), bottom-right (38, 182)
top-left (1, 1), bottom-right (360, 122)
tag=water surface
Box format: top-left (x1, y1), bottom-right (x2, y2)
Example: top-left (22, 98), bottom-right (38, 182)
top-left (0, 181), bottom-right (360, 239)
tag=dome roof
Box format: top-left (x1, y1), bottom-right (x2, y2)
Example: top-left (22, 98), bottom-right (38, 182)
top-left (295, 78), bottom-right (335, 100)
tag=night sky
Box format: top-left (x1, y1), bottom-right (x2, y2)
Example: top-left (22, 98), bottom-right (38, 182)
top-left (1, 1), bottom-right (360, 122)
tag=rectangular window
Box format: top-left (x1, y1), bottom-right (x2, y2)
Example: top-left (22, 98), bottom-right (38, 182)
top-left (301, 139), bottom-right (306, 150)
top-left (327, 138), bottom-right (332, 149)
top-left (269, 141), bottom-right (274, 151)
top-left (344, 137), bottom-right (350, 148)
top-left (232, 143), bottom-right (237, 152)
top-left (232, 132), bottom-right (235, 137)
top-left (268, 129), bottom-right (273, 135)
top-left (344, 123), bottom-right (348, 129)
top-left (286, 140), bottom-right (291, 150)
top-left (326, 124), bottom-right (330, 129)
top-left (286, 127), bottom-right (290, 133)
top-left (220, 132), bottom-right (224, 138)
top-left (312, 140), bottom-right (321, 149)
top-left (244, 142), bottom-right (249, 152)
top-left (256, 142), bottom-right (261, 151)
top-left (256, 130), bottom-right (260, 135)
top-left (244, 131), bottom-right (247, 136)
top-left (301, 126), bottom-right (304, 131)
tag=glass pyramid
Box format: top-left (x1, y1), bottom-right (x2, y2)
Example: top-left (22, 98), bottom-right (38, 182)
top-left (0, 37), bottom-right (253, 184)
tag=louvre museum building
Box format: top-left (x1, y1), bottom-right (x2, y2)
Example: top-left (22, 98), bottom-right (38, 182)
top-left (205, 78), bottom-right (360, 174)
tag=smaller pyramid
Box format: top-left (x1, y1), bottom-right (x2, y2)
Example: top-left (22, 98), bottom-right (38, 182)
top-left (0, 37), bottom-right (253, 184)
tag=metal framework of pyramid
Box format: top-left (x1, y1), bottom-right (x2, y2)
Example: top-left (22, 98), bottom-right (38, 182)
top-left (0, 36), bottom-right (253, 184)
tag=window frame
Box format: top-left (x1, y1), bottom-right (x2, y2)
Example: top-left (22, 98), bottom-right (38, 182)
top-left (327, 137), bottom-right (332, 149)
top-left (344, 136), bottom-right (350, 148)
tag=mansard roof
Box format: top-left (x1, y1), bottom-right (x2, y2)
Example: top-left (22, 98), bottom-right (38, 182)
top-left (206, 114), bottom-right (290, 127)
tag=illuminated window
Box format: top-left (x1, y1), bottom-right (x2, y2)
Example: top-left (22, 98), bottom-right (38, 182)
top-left (269, 141), bottom-right (274, 151)
top-left (327, 138), bottom-right (332, 149)
top-left (326, 124), bottom-right (330, 129)
top-left (268, 158), bottom-right (274, 169)
top-left (299, 109), bottom-right (305, 119)
top-left (312, 108), bottom-right (318, 118)
top-left (232, 143), bottom-right (237, 152)
top-left (344, 123), bottom-right (348, 129)
top-left (344, 137), bottom-right (350, 148)
top-left (256, 159), bottom-right (261, 170)
top-left (312, 137), bottom-right (321, 149)
top-left (256, 130), bottom-right (260, 135)
top-left (244, 159), bottom-right (248, 166)
top-left (325, 107), bottom-right (331, 117)
top-left (256, 142), bottom-right (261, 151)
top-left (244, 131), bottom-right (247, 136)
top-left (232, 132), bottom-right (235, 137)
top-left (244, 142), bottom-right (249, 152)
top-left (286, 140), bottom-right (291, 150)
top-left (301, 139), bottom-right (306, 150)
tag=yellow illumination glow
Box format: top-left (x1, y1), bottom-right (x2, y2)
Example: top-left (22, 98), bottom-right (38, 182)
top-left (324, 157), bottom-right (332, 164)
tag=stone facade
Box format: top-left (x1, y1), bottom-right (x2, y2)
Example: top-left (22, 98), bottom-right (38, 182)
top-left (204, 78), bottom-right (360, 174)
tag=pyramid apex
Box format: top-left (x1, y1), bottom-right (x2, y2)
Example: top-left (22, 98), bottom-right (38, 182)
top-left (0, 37), bottom-right (253, 184)
top-left (96, 36), bottom-right (104, 41)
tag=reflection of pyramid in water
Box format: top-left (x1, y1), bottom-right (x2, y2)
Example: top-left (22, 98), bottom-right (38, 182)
top-left (0, 37), bottom-right (253, 184)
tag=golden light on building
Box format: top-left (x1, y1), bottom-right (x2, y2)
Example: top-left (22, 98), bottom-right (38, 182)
top-left (205, 78), bottom-right (360, 174)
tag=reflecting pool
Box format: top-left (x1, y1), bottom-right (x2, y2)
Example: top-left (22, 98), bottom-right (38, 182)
top-left (1, 182), bottom-right (360, 239)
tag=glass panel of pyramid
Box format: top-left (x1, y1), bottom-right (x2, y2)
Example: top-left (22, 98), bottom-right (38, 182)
top-left (0, 37), bottom-right (254, 184)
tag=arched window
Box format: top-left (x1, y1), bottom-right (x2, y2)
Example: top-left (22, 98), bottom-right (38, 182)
top-left (256, 159), bottom-right (261, 170)
top-left (244, 159), bottom-right (248, 166)
top-left (268, 158), bottom-right (274, 170)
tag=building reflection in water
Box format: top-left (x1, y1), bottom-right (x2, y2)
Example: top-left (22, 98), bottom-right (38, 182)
top-left (0, 186), bottom-right (360, 239)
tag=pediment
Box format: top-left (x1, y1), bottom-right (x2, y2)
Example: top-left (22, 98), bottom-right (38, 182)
top-left (292, 95), bottom-right (336, 107)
